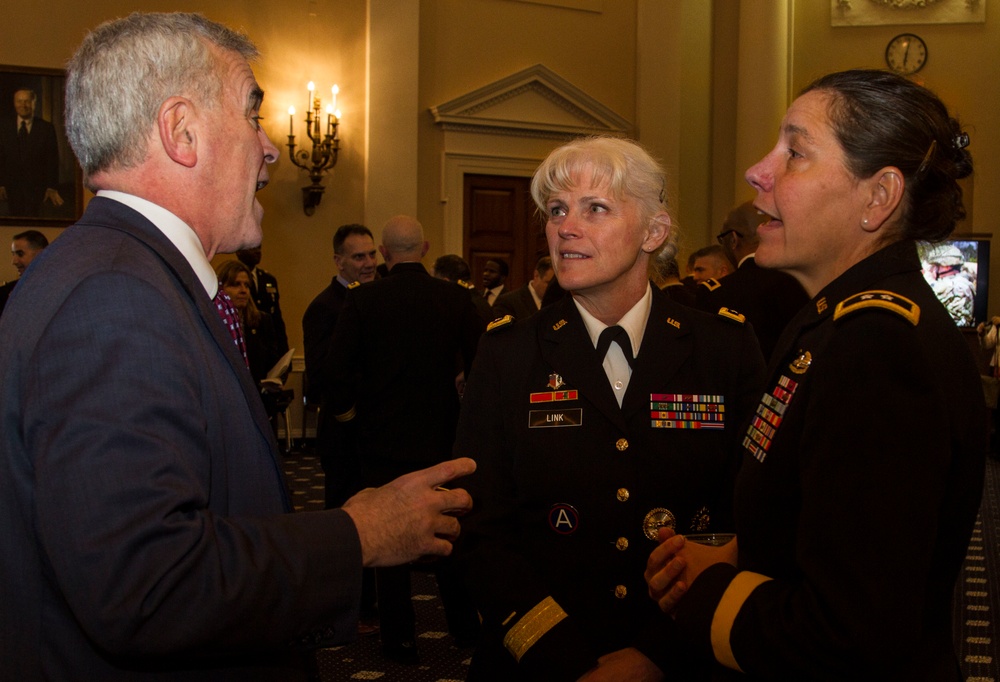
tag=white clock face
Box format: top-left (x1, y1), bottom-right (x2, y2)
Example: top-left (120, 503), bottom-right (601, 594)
top-left (886, 34), bottom-right (927, 75)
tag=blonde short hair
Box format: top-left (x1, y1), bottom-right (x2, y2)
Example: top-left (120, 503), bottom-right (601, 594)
top-left (530, 135), bottom-right (677, 263)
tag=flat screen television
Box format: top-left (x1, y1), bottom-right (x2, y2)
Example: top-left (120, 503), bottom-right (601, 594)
top-left (917, 236), bottom-right (990, 328)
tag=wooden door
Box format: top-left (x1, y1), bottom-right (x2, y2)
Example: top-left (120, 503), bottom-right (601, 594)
top-left (463, 174), bottom-right (545, 291)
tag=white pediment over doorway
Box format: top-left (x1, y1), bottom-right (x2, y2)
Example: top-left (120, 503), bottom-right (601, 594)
top-left (430, 64), bottom-right (632, 139)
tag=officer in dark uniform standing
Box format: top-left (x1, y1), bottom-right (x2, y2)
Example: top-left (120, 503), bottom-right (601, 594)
top-left (454, 137), bottom-right (765, 681)
top-left (328, 216), bottom-right (485, 664)
top-left (646, 70), bottom-right (987, 682)
top-left (432, 253), bottom-right (498, 325)
top-left (237, 245), bottom-right (288, 353)
top-left (697, 200), bottom-right (808, 362)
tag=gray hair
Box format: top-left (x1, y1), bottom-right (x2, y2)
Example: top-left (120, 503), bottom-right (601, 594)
top-left (530, 136), bottom-right (678, 266)
top-left (66, 12), bottom-right (258, 181)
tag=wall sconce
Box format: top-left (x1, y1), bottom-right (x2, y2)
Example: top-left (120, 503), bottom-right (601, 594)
top-left (287, 82), bottom-right (341, 216)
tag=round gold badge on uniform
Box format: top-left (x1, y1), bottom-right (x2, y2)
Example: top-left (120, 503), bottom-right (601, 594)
top-left (642, 507), bottom-right (676, 541)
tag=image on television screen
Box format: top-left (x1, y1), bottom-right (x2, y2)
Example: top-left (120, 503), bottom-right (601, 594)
top-left (918, 239), bottom-right (990, 327)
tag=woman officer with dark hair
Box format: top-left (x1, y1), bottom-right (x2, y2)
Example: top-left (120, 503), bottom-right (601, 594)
top-left (646, 69), bottom-right (986, 681)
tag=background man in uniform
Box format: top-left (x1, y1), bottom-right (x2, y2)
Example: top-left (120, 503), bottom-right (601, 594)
top-left (303, 223), bottom-right (378, 509)
top-left (327, 215), bottom-right (484, 664)
top-left (302, 222), bottom-right (380, 637)
top-left (237, 244), bottom-right (289, 352)
top-left (433, 253), bottom-right (496, 324)
top-left (698, 200), bottom-right (808, 360)
top-left (0, 13), bottom-right (473, 680)
top-left (492, 255), bottom-right (554, 320)
top-left (481, 257), bottom-right (508, 305)
top-left (689, 243), bottom-right (733, 284)
top-left (0, 228), bottom-right (49, 318)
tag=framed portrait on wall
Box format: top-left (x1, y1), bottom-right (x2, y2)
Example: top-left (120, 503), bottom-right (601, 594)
top-left (0, 65), bottom-right (83, 226)
top-left (831, 0), bottom-right (986, 27)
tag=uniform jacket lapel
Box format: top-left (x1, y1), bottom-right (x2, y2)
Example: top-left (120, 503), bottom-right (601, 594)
top-left (536, 297), bottom-right (629, 432)
top-left (621, 289), bottom-right (694, 421)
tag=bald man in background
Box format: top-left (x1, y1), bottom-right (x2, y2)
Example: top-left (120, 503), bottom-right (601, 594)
top-left (326, 215), bottom-right (485, 663)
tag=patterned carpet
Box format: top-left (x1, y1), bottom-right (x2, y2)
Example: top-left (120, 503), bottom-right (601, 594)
top-left (285, 452), bottom-right (474, 681)
top-left (955, 455), bottom-right (999, 682)
top-left (285, 450), bottom-right (1000, 682)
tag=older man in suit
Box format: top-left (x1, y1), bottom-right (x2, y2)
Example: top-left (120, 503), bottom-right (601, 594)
top-left (0, 13), bottom-right (473, 681)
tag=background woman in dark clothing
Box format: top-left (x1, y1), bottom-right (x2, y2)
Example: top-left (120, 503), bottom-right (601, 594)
top-left (216, 259), bottom-right (282, 385)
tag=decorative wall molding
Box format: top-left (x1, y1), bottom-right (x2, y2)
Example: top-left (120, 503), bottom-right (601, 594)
top-left (430, 63), bottom-right (632, 140)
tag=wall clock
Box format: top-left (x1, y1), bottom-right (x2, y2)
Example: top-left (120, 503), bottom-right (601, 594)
top-left (885, 33), bottom-right (927, 75)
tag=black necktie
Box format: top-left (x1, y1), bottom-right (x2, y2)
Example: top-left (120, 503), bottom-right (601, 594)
top-left (596, 325), bottom-right (634, 368)
top-left (18, 120), bottom-right (27, 137)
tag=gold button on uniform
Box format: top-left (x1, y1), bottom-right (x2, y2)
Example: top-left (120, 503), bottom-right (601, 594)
top-left (615, 537), bottom-right (629, 551)
top-left (615, 438), bottom-right (629, 452)
top-left (616, 488), bottom-right (630, 502)
top-left (614, 585), bottom-right (627, 599)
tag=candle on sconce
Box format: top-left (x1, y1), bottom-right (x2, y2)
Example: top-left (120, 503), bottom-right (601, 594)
top-left (325, 104), bottom-right (334, 137)
top-left (332, 84), bottom-right (339, 112)
top-left (288, 106), bottom-right (295, 136)
top-left (307, 81), bottom-right (315, 111)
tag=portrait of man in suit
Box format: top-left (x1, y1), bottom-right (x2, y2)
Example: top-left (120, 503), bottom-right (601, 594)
top-left (0, 87), bottom-right (63, 217)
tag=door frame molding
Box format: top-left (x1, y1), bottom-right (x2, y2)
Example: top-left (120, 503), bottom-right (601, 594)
top-left (440, 153), bottom-right (541, 256)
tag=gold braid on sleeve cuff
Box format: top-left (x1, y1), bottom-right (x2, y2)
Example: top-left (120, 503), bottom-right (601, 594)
top-left (502, 596), bottom-right (568, 662)
top-left (334, 405), bottom-right (356, 423)
top-left (710, 571), bottom-right (772, 672)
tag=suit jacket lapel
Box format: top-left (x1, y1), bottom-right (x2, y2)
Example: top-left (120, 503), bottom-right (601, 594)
top-left (537, 298), bottom-right (629, 432)
top-left (92, 199), bottom-right (278, 452)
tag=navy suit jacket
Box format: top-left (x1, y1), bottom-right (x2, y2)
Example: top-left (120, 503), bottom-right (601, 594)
top-left (0, 198), bottom-right (362, 680)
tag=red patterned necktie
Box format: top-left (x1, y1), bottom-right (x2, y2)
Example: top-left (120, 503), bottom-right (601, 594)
top-left (213, 288), bottom-right (249, 368)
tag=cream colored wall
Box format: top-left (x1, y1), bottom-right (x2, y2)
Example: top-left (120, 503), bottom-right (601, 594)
top-left (416, 0), bottom-right (639, 258)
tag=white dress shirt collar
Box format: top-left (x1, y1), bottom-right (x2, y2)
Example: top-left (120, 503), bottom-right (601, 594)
top-left (573, 284), bottom-right (653, 406)
top-left (97, 190), bottom-right (219, 298)
top-left (574, 283), bottom-right (653, 356)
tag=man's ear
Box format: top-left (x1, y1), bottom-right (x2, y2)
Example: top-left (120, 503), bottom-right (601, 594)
top-left (158, 97), bottom-right (198, 168)
top-left (861, 167), bottom-right (904, 233)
